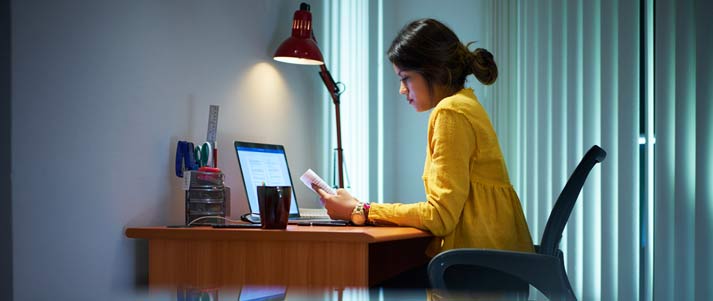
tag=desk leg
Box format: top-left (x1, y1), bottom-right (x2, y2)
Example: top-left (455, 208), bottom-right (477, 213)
top-left (368, 237), bottom-right (431, 286)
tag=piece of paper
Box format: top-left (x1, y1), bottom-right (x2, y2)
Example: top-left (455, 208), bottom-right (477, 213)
top-left (300, 169), bottom-right (336, 195)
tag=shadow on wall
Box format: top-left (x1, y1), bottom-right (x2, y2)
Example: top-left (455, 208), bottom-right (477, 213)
top-left (123, 99), bottom-right (198, 289)
top-left (133, 239), bottom-right (148, 288)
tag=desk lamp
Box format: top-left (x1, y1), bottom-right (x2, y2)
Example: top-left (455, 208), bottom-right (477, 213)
top-left (274, 2), bottom-right (345, 188)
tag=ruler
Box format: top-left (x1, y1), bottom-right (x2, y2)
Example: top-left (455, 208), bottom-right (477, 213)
top-left (207, 105), bottom-right (219, 144)
top-left (207, 105), bottom-right (219, 168)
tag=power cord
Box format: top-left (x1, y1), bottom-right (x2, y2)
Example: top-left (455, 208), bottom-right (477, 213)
top-left (186, 215), bottom-right (244, 227)
top-left (240, 213), bottom-right (261, 224)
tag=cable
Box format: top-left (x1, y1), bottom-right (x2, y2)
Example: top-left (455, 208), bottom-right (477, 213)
top-left (240, 213), bottom-right (260, 219)
top-left (186, 215), bottom-right (243, 227)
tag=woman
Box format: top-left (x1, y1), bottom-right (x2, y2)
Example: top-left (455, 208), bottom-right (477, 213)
top-left (316, 18), bottom-right (533, 262)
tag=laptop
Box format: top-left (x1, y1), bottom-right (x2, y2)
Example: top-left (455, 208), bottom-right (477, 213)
top-left (234, 141), bottom-right (349, 225)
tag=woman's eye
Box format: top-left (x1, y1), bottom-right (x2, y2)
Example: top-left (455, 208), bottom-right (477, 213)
top-left (400, 76), bottom-right (409, 83)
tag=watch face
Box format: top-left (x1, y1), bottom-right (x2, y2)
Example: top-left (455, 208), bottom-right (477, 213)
top-left (351, 213), bottom-right (366, 225)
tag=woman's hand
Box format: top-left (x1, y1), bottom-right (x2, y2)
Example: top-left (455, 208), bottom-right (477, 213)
top-left (313, 185), bottom-right (359, 221)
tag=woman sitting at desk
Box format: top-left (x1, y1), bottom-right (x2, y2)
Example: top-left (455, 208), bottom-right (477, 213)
top-left (315, 18), bottom-right (534, 272)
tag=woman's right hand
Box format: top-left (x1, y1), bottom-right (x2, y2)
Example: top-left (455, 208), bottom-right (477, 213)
top-left (313, 185), bottom-right (359, 221)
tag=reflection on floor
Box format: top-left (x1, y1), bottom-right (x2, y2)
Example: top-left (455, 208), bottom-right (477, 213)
top-left (140, 286), bottom-right (430, 301)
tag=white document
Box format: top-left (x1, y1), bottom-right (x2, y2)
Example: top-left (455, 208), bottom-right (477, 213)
top-left (300, 169), bottom-right (336, 195)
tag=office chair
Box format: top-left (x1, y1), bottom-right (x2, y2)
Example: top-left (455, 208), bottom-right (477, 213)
top-left (428, 145), bottom-right (606, 301)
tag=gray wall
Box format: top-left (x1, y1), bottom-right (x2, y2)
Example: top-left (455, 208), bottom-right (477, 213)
top-left (380, 0), bottom-right (492, 203)
top-left (11, 1), bottom-right (324, 299)
top-left (2, 0), bottom-right (12, 300)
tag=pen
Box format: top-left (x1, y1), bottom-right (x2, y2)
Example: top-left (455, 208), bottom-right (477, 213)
top-left (213, 146), bottom-right (218, 168)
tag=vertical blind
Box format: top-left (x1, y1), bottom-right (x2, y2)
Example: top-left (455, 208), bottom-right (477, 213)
top-left (322, 0), bottom-right (370, 198)
top-left (491, 0), bottom-right (641, 299)
top-left (323, 0), bottom-right (711, 299)
top-left (653, 0), bottom-right (712, 300)
top-left (492, 0), bottom-right (712, 300)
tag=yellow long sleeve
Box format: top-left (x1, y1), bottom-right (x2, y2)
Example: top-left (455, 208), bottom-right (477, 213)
top-left (368, 109), bottom-right (473, 236)
top-left (368, 88), bottom-right (534, 257)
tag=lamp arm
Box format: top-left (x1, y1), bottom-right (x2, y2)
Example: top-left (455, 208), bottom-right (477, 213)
top-left (318, 64), bottom-right (340, 105)
top-left (318, 64), bottom-right (344, 188)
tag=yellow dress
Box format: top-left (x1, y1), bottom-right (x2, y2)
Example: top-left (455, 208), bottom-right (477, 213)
top-left (368, 88), bottom-right (534, 257)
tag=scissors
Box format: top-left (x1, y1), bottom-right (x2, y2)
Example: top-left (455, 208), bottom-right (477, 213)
top-left (194, 142), bottom-right (213, 168)
top-left (175, 141), bottom-right (196, 177)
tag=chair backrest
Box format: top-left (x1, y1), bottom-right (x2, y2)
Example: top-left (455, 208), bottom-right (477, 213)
top-left (539, 145), bottom-right (607, 256)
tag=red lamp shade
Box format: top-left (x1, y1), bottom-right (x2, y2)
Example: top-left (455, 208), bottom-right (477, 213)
top-left (273, 3), bottom-right (324, 65)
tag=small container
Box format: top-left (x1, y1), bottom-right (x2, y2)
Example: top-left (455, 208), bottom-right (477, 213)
top-left (186, 171), bottom-right (225, 188)
top-left (187, 188), bottom-right (225, 201)
top-left (185, 171), bottom-right (230, 225)
top-left (189, 202), bottom-right (226, 215)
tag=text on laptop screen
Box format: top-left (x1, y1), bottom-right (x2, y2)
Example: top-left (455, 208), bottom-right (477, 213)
top-left (235, 145), bottom-right (299, 215)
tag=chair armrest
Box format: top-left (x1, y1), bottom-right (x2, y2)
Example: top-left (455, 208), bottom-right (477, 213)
top-left (428, 248), bottom-right (576, 301)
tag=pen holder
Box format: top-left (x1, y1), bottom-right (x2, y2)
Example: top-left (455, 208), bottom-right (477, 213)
top-left (184, 171), bottom-right (231, 225)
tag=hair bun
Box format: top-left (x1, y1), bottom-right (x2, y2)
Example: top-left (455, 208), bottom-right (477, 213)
top-left (471, 48), bottom-right (498, 85)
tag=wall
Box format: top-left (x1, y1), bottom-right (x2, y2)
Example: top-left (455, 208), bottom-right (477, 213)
top-left (380, 0), bottom-right (492, 203)
top-left (11, 0), bottom-right (324, 299)
top-left (1, 0), bottom-right (12, 299)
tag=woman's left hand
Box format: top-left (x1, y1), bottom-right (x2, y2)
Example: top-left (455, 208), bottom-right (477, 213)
top-left (313, 185), bottom-right (359, 221)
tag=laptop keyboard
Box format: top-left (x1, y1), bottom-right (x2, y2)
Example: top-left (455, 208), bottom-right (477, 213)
top-left (299, 208), bottom-right (330, 218)
top-left (289, 220), bottom-right (350, 226)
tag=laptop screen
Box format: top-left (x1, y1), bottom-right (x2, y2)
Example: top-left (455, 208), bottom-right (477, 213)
top-left (234, 141), bottom-right (300, 216)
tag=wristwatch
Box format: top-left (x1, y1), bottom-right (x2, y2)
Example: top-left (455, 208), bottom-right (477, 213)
top-left (351, 202), bottom-right (370, 225)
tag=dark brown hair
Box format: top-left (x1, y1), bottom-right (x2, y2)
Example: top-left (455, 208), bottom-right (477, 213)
top-left (387, 18), bottom-right (498, 94)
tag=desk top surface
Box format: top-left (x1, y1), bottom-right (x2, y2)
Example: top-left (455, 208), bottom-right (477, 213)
top-left (125, 225), bottom-right (432, 243)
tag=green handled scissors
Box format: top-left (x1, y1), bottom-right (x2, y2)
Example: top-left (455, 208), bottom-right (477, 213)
top-left (194, 142), bottom-right (212, 167)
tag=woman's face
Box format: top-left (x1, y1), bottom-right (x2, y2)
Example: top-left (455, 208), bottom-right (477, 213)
top-left (393, 64), bottom-right (435, 112)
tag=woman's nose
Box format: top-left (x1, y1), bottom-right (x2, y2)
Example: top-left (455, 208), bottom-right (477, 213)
top-left (399, 82), bottom-right (408, 95)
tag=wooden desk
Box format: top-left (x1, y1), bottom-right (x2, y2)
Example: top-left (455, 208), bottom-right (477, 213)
top-left (125, 226), bottom-right (432, 289)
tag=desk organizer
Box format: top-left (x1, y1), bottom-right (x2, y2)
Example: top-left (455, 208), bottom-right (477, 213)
top-left (184, 171), bottom-right (230, 225)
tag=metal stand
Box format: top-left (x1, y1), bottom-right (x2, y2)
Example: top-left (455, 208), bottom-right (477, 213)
top-left (318, 64), bottom-right (345, 188)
